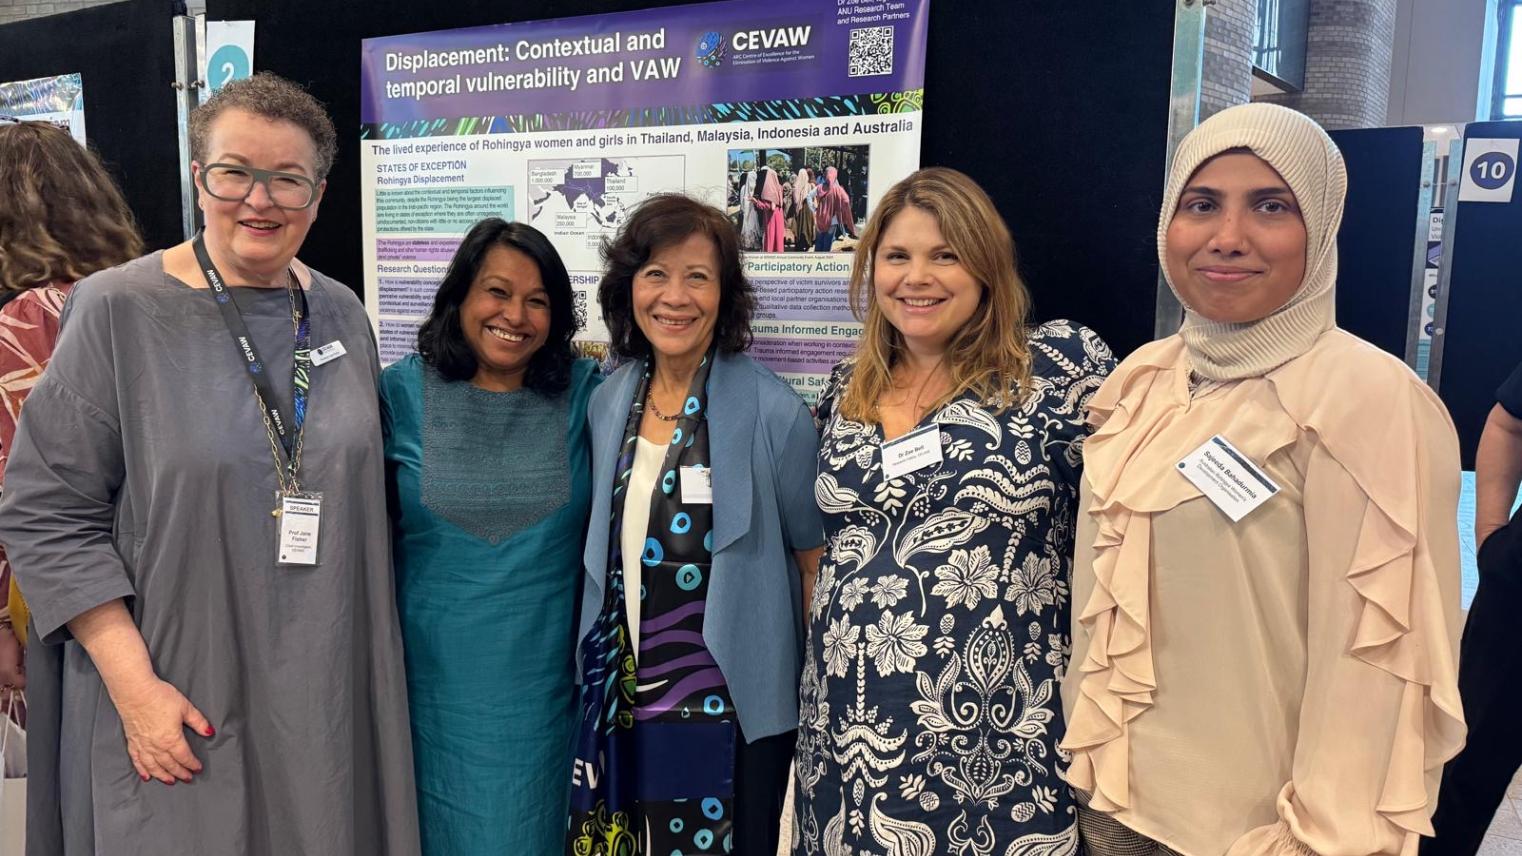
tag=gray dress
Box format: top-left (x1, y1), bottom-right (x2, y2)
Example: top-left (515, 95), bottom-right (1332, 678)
top-left (0, 253), bottom-right (420, 855)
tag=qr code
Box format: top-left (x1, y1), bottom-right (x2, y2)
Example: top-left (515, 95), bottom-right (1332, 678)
top-left (572, 289), bottom-right (588, 332)
top-left (848, 26), bottom-right (893, 77)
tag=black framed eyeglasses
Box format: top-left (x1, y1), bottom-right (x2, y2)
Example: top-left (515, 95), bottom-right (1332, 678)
top-left (199, 162), bottom-right (319, 210)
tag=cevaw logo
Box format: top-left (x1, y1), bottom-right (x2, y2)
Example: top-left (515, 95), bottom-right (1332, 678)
top-left (731, 24), bottom-right (812, 52)
top-left (696, 31), bottom-right (725, 68)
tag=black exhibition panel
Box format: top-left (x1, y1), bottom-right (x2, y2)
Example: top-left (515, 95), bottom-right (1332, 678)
top-left (204, 0), bottom-right (1174, 357)
top-left (1325, 126), bottom-right (1424, 361)
top-left (918, 7), bottom-right (1172, 358)
top-left (1434, 120), bottom-right (1522, 469)
top-left (0, 0), bottom-right (183, 251)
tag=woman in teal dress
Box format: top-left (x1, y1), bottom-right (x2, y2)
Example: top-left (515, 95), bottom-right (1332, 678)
top-left (380, 218), bottom-right (599, 855)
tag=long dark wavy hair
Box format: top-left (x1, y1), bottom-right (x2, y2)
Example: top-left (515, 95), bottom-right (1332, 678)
top-left (0, 121), bottom-right (143, 295)
top-left (416, 218), bottom-right (579, 395)
top-left (598, 193), bottom-right (756, 360)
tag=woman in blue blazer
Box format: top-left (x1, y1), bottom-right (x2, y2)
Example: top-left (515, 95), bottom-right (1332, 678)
top-left (567, 194), bottom-right (823, 856)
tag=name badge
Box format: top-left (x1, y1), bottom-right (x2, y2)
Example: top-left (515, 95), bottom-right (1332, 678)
top-left (1176, 435), bottom-right (1280, 522)
top-left (680, 465), bottom-right (713, 505)
top-left (276, 493), bottom-right (322, 565)
top-left (311, 340), bottom-right (347, 366)
top-left (881, 424), bottom-right (943, 480)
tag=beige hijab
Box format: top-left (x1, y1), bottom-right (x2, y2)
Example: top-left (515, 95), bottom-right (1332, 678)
top-left (1063, 103), bottom-right (1465, 851)
top-left (1160, 102), bottom-right (1347, 382)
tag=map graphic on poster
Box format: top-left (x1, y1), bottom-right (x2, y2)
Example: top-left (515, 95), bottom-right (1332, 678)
top-left (528, 155), bottom-right (685, 271)
top-left (360, 0), bottom-right (929, 401)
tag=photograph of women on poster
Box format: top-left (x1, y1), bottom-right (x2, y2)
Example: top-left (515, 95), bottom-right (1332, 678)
top-left (725, 146), bottom-right (868, 253)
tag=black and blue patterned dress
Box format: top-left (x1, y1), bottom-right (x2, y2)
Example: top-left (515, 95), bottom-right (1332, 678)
top-left (791, 322), bottom-right (1113, 856)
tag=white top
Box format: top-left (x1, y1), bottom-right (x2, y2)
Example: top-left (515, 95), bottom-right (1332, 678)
top-left (620, 436), bottom-right (666, 659)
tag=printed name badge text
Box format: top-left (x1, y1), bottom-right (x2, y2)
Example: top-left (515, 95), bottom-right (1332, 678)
top-left (1176, 435), bottom-right (1280, 523)
top-left (277, 495), bottom-right (322, 565)
top-left (311, 340), bottom-right (347, 366)
top-left (680, 465), bottom-right (713, 505)
top-left (881, 424), bottom-right (943, 480)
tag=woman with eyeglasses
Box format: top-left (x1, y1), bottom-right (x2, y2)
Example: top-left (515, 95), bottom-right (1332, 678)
top-left (0, 73), bottom-right (419, 855)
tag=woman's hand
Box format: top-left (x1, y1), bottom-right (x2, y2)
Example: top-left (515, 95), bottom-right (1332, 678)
top-left (65, 599), bottom-right (215, 785)
top-left (110, 673), bottom-right (213, 784)
top-left (0, 623), bottom-right (22, 690)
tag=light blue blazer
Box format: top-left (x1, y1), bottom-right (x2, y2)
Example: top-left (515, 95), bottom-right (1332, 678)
top-left (577, 351), bottom-right (824, 741)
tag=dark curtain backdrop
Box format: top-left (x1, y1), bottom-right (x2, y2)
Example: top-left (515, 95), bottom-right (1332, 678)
top-left (202, 1), bottom-right (1174, 358)
top-left (0, 0), bottom-right (183, 252)
top-left (0, 1), bottom-right (1175, 357)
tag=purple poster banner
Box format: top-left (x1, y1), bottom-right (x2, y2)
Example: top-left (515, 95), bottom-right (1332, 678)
top-left (361, 0), bottom-right (928, 400)
top-left (361, 0), bottom-right (928, 133)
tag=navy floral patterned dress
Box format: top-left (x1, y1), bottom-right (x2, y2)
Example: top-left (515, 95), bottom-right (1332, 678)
top-left (791, 321), bottom-right (1114, 856)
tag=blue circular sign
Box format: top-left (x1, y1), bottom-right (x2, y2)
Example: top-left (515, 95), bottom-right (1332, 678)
top-left (1470, 151), bottom-right (1516, 191)
top-left (208, 44), bottom-right (251, 94)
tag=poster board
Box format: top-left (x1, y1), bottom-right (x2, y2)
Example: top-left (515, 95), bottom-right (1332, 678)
top-left (359, 0), bottom-right (929, 400)
top-left (0, 72), bottom-right (86, 143)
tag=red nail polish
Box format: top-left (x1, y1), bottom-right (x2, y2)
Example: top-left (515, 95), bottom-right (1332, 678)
top-left (165, 780), bottom-right (174, 787)
top-left (140, 774), bottom-right (149, 782)
top-left (205, 725), bottom-right (216, 737)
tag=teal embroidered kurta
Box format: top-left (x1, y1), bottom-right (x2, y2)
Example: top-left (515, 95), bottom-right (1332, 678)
top-left (381, 354), bottom-right (599, 856)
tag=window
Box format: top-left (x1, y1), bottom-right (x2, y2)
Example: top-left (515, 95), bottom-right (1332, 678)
top-left (1253, 0), bottom-right (1310, 91)
top-left (1497, 0), bottom-right (1522, 118)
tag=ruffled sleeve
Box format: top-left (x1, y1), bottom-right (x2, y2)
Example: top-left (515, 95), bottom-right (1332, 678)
top-left (1061, 337), bottom-right (1193, 811)
top-left (1227, 333), bottom-right (1465, 856)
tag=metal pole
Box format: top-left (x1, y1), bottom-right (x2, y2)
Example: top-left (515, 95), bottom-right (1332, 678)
top-left (1427, 135), bottom-right (1465, 391)
top-left (194, 13), bottom-right (210, 107)
top-left (172, 15), bottom-right (203, 240)
top-left (1403, 140), bottom-right (1437, 374)
top-left (1155, 0), bottom-right (1209, 340)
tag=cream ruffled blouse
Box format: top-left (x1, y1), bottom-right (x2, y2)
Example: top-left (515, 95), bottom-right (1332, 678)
top-left (1059, 329), bottom-right (1465, 855)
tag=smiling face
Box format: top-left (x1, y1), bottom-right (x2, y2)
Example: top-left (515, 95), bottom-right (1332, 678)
top-left (632, 231), bottom-right (721, 366)
top-left (459, 244), bottom-right (552, 391)
top-left (193, 107), bottom-right (325, 284)
top-left (872, 205), bottom-right (984, 358)
top-left (1165, 152), bottom-right (1308, 324)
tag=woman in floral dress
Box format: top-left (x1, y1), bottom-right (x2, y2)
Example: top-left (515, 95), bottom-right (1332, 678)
top-left (792, 167), bottom-right (1113, 856)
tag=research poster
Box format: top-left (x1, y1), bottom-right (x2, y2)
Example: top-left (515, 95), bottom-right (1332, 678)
top-left (360, 0), bottom-right (929, 401)
top-left (0, 72), bottom-right (86, 143)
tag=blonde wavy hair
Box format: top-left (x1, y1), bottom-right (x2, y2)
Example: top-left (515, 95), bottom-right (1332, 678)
top-left (0, 121), bottom-right (143, 294)
top-left (839, 166), bottom-right (1033, 422)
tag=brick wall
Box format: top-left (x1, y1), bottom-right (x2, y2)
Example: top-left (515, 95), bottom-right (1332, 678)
top-left (0, 0), bottom-right (121, 26)
top-left (1202, 0), bottom-right (1259, 119)
top-left (1260, 0), bottom-right (1399, 129)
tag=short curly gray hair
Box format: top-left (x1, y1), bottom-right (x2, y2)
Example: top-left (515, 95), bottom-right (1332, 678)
top-left (189, 72), bottom-right (337, 179)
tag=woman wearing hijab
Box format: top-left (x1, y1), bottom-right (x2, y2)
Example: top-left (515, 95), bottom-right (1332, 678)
top-left (791, 167), bottom-right (815, 251)
top-left (812, 166), bottom-right (858, 252)
top-left (739, 169), bottom-right (762, 251)
top-left (754, 166), bottom-right (786, 253)
top-left (1060, 103), bottom-right (1464, 855)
